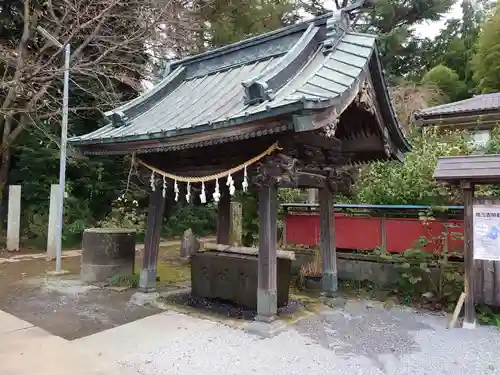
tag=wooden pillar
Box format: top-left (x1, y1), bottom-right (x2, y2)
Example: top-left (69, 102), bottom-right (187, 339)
top-left (217, 185), bottom-right (230, 245)
top-left (256, 182), bottom-right (278, 321)
top-left (319, 187), bottom-right (338, 297)
top-left (138, 187), bottom-right (166, 293)
top-left (462, 181), bottom-right (476, 328)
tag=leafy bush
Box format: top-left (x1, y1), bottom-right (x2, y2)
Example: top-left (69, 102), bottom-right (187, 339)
top-left (163, 203), bottom-right (217, 238)
top-left (235, 187), bottom-right (303, 246)
top-left (354, 128), bottom-right (473, 206)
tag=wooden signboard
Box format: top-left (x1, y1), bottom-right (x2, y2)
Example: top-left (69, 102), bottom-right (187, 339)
top-left (473, 203), bottom-right (500, 261)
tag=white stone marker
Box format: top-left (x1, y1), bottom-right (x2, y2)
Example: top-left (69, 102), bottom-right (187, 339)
top-left (46, 184), bottom-right (59, 259)
top-left (6, 185), bottom-right (21, 252)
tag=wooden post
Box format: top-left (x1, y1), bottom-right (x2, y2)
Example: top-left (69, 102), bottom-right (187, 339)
top-left (7, 185), bottom-right (21, 252)
top-left (461, 181), bottom-right (476, 328)
top-left (381, 214), bottom-right (387, 251)
top-left (217, 185), bottom-right (230, 245)
top-left (319, 187), bottom-right (338, 297)
top-left (138, 188), bottom-right (166, 293)
top-left (256, 183), bottom-right (278, 321)
top-left (47, 184), bottom-right (59, 259)
top-left (307, 188), bottom-right (317, 204)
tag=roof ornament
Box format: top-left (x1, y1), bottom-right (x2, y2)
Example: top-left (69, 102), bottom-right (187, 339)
top-left (324, 0), bottom-right (374, 54)
top-left (110, 111), bottom-right (127, 128)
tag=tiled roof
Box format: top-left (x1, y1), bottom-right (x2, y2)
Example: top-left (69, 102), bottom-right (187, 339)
top-left (69, 7), bottom-right (409, 157)
top-left (417, 92), bottom-right (500, 118)
top-left (72, 31), bottom-right (377, 144)
top-left (434, 154), bottom-right (500, 182)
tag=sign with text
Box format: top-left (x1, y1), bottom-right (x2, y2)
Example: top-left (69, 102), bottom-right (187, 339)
top-left (473, 204), bottom-right (500, 261)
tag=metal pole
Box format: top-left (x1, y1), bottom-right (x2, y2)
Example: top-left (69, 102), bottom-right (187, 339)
top-left (55, 43), bottom-right (70, 273)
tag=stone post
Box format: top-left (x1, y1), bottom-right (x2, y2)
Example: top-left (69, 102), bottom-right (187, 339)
top-left (229, 201), bottom-right (243, 245)
top-left (7, 185), bottom-right (21, 252)
top-left (47, 184), bottom-right (59, 259)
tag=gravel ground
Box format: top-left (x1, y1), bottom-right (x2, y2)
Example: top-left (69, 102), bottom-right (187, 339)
top-left (74, 299), bottom-right (500, 375)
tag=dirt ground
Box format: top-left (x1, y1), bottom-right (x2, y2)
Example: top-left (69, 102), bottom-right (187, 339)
top-left (0, 244), bottom-right (192, 340)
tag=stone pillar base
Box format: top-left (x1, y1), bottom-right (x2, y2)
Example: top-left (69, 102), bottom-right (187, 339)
top-left (129, 291), bottom-right (159, 307)
top-left (245, 319), bottom-right (286, 338)
top-left (257, 288), bottom-right (277, 318)
top-left (321, 271), bottom-right (338, 297)
top-left (462, 320), bottom-right (476, 329)
top-left (138, 268), bottom-right (157, 293)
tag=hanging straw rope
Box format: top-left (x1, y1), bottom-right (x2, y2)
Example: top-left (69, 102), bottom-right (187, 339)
top-left (134, 142), bottom-right (281, 183)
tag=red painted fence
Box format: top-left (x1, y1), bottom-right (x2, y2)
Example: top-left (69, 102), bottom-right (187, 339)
top-left (283, 204), bottom-right (465, 253)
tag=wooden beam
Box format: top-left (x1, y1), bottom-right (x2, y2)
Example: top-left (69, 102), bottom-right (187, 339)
top-left (138, 187), bottom-right (166, 293)
top-left (256, 183), bottom-right (278, 322)
top-left (319, 188), bottom-right (338, 297)
top-left (279, 171), bottom-right (326, 189)
top-left (203, 243), bottom-right (295, 260)
top-left (461, 180), bottom-right (476, 328)
top-left (341, 134), bottom-right (383, 153)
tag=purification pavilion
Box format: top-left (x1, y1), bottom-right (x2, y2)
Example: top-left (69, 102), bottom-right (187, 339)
top-left (70, 2), bottom-right (410, 335)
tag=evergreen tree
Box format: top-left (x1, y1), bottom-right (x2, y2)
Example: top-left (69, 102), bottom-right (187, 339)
top-left (199, 0), bottom-right (298, 48)
top-left (354, 0), bottom-right (455, 78)
top-left (421, 64), bottom-right (467, 102)
top-left (473, 3), bottom-right (500, 93)
top-left (419, 0), bottom-right (493, 97)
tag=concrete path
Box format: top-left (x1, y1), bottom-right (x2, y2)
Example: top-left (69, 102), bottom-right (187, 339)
top-left (0, 310), bottom-right (140, 375)
top-left (3, 298), bottom-right (500, 375)
top-left (73, 300), bottom-right (500, 375)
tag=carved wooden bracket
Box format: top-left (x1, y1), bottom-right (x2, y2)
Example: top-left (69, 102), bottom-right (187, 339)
top-left (253, 153), bottom-right (298, 187)
top-left (355, 79), bottom-right (377, 116)
top-left (324, 165), bottom-right (358, 194)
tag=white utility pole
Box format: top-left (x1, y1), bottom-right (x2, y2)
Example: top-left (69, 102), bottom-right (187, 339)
top-left (37, 26), bottom-right (70, 274)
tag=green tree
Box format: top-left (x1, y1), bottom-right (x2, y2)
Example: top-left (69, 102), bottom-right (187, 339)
top-left (199, 0), bottom-right (298, 48)
top-left (354, 0), bottom-right (455, 78)
top-left (354, 128), bottom-right (472, 206)
top-left (421, 64), bottom-right (467, 102)
top-left (418, 0), bottom-right (494, 96)
top-left (473, 3), bottom-right (500, 93)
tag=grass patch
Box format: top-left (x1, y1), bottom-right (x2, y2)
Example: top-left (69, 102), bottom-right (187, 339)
top-left (156, 262), bottom-right (190, 285)
top-left (134, 245), bottom-right (190, 286)
top-left (109, 274), bottom-right (140, 288)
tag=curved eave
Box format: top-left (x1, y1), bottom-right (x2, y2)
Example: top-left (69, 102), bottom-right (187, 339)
top-left (70, 101), bottom-right (304, 147)
top-left (370, 43), bottom-right (411, 155)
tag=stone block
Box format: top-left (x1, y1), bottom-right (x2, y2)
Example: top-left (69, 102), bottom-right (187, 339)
top-left (180, 228), bottom-right (200, 259)
top-left (80, 228), bottom-right (136, 283)
top-left (191, 250), bottom-right (292, 310)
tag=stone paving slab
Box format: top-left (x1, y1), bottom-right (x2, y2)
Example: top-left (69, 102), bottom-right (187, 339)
top-left (0, 310), bottom-right (33, 333)
top-left (0, 310), bottom-right (141, 375)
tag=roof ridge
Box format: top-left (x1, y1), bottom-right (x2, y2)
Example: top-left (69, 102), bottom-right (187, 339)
top-left (170, 13), bottom-right (333, 70)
